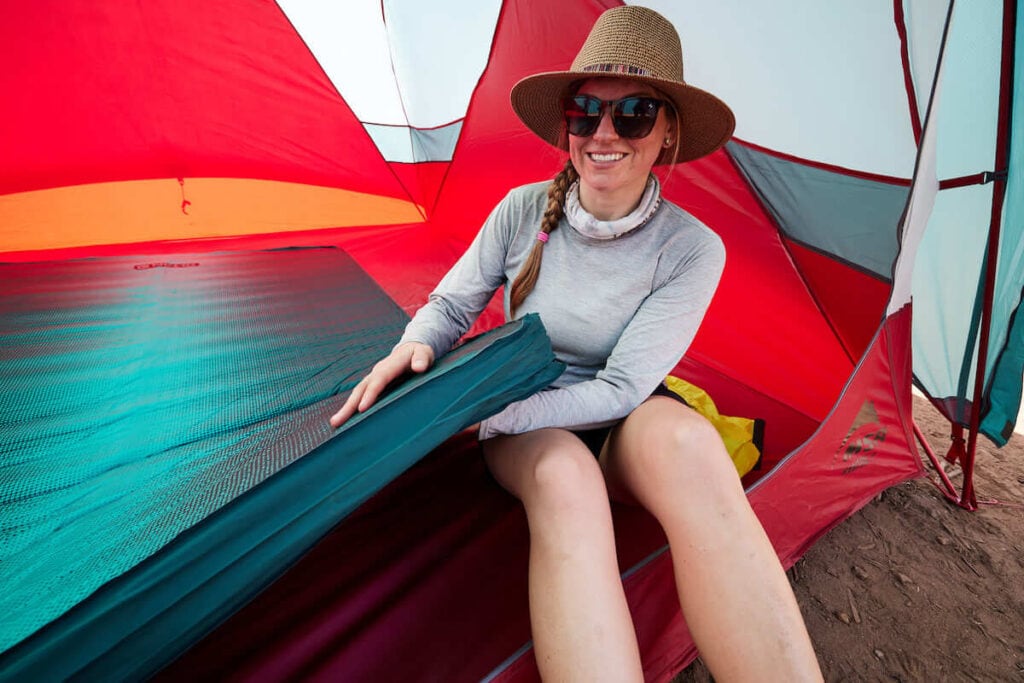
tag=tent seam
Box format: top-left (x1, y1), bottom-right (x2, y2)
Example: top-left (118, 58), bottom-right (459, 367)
top-left (893, 0), bottom-right (925, 145)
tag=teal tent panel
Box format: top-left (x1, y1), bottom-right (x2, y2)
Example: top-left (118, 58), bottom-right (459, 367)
top-left (981, 299), bottom-right (1024, 444)
top-left (911, 183), bottom-right (993, 423)
top-left (727, 141), bottom-right (909, 279)
top-left (912, 3), bottom-right (1021, 441)
top-left (0, 248), bottom-right (564, 680)
top-left (980, 13), bottom-right (1024, 445)
top-left (933, 0), bottom-right (1002, 181)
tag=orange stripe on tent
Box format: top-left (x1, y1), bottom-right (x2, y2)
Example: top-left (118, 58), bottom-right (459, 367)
top-left (0, 179), bottom-right (425, 253)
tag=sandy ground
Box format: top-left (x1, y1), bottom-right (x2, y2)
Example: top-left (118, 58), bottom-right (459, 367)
top-left (677, 395), bottom-right (1024, 682)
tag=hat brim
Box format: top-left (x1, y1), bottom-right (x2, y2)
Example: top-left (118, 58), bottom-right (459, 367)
top-left (510, 71), bottom-right (735, 165)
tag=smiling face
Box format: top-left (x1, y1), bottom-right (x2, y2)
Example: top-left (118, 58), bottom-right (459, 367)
top-left (567, 78), bottom-right (673, 220)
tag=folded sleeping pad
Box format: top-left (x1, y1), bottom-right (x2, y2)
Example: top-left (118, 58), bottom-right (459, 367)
top-left (0, 247), bottom-right (564, 681)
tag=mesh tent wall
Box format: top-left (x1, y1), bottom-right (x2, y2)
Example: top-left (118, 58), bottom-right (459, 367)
top-left (0, 0), bottom-right (1019, 681)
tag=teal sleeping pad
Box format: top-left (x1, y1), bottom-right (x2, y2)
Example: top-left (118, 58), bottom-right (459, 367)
top-left (0, 248), bottom-right (563, 681)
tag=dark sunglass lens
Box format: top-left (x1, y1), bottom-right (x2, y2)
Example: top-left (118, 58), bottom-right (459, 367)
top-left (613, 97), bottom-right (661, 138)
top-left (575, 95), bottom-right (604, 116)
top-left (565, 96), bottom-right (602, 137)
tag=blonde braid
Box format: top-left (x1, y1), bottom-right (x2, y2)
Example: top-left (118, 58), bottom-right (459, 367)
top-left (509, 158), bottom-right (579, 315)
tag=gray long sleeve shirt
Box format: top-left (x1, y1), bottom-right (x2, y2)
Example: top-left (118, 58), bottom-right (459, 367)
top-left (398, 181), bottom-right (726, 440)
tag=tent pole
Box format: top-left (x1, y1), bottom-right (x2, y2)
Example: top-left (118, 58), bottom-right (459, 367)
top-left (913, 419), bottom-right (960, 501)
top-left (962, 0), bottom-right (1017, 511)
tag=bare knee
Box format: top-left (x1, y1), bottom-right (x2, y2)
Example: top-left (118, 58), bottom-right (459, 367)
top-left (658, 408), bottom-right (722, 460)
top-left (485, 430), bottom-right (609, 520)
top-left (608, 402), bottom-right (745, 515)
top-left (628, 404), bottom-right (725, 470)
top-left (526, 443), bottom-right (609, 517)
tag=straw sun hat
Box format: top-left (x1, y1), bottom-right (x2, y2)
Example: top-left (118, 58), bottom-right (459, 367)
top-left (510, 5), bottom-right (735, 164)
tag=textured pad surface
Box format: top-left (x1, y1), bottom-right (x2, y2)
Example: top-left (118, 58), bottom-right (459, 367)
top-left (0, 248), bottom-right (410, 652)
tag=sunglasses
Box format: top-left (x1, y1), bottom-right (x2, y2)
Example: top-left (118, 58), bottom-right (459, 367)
top-left (563, 95), bottom-right (666, 139)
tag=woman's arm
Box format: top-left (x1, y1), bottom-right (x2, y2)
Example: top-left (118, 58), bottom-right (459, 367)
top-left (330, 189), bottom-right (524, 426)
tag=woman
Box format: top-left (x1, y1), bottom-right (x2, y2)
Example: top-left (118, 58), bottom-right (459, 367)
top-left (332, 6), bottom-right (821, 681)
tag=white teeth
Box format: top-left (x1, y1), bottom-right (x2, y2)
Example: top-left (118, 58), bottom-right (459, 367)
top-left (589, 152), bottom-right (625, 162)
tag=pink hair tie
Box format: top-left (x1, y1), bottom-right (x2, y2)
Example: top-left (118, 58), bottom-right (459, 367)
top-left (536, 232), bottom-right (549, 243)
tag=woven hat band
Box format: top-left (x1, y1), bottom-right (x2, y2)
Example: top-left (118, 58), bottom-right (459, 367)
top-left (580, 64), bottom-right (653, 77)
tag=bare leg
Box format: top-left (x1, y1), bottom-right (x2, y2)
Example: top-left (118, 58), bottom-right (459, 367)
top-left (483, 429), bottom-right (643, 682)
top-left (600, 397), bottom-right (822, 682)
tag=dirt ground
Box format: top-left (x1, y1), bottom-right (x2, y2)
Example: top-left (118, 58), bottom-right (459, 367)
top-left (677, 395), bottom-right (1024, 682)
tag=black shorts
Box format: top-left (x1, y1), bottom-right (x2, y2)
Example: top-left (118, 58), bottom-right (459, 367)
top-left (572, 383), bottom-right (690, 457)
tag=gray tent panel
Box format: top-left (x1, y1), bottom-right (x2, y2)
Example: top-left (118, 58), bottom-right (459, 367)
top-left (364, 121), bottom-right (463, 163)
top-left (727, 141), bottom-right (909, 279)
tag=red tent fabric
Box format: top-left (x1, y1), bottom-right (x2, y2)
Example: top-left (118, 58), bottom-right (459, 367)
top-left (2, 1), bottom-right (953, 680)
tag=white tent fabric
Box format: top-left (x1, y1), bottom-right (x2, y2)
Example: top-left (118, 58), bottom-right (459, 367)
top-left (279, 0), bottom-right (502, 161)
top-left (635, 0), bottom-right (920, 177)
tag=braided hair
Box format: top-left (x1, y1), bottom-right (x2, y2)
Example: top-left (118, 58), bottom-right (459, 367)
top-left (508, 158), bottom-right (578, 315)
